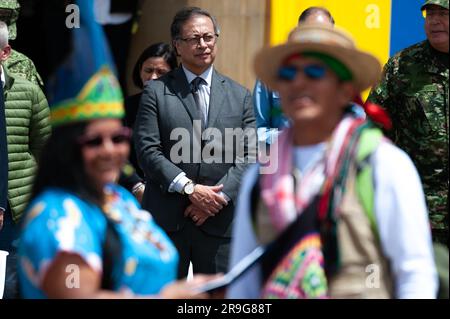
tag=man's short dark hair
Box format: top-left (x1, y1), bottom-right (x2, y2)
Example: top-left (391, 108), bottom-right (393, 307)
top-left (170, 6), bottom-right (220, 41)
top-left (298, 6), bottom-right (335, 25)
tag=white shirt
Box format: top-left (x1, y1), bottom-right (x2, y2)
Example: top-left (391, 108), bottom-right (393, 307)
top-left (1, 66), bottom-right (5, 88)
top-left (227, 140), bottom-right (438, 299)
top-left (293, 143), bottom-right (327, 174)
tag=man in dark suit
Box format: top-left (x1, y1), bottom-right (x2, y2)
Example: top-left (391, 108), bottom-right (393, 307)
top-left (134, 7), bottom-right (256, 278)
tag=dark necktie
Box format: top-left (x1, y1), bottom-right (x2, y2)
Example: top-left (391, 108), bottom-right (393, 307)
top-left (190, 77), bottom-right (207, 128)
top-left (0, 83), bottom-right (8, 211)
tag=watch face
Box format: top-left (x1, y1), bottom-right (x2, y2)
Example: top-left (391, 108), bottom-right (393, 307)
top-left (185, 183), bottom-right (195, 195)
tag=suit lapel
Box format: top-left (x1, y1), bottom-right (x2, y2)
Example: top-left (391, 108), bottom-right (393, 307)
top-left (207, 70), bottom-right (226, 128)
top-left (169, 67), bottom-right (201, 122)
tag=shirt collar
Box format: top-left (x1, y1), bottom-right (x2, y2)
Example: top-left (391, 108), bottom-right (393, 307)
top-left (1, 65), bottom-right (5, 88)
top-left (182, 65), bottom-right (213, 87)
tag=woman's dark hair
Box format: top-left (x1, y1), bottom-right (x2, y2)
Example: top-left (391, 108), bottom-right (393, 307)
top-left (30, 121), bottom-right (122, 289)
top-left (31, 122), bottom-right (102, 205)
top-left (298, 7), bottom-right (335, 25)
top-left (170, 7), bottom-right (220, 41)
top-left (132, 42), bottom-right (178, 89)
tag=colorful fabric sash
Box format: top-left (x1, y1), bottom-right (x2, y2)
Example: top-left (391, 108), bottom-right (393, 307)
top-left (260, 115), bottom-right (367, 298)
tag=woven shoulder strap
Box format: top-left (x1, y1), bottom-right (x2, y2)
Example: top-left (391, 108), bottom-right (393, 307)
top-left (355, 127), bottom-right (383, 237)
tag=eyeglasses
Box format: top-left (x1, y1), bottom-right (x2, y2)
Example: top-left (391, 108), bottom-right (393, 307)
top-left (77, 128), bottom-right (132, 148)
top-left (422, 8), bottom-right (449, 18)
top-left (278, 64), bottom-right (327, 81)
top-left (178, 34), bottom-right (219, 46)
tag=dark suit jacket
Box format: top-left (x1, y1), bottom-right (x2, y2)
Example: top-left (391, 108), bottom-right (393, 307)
top-left (118, 92), bottom-right (144, 191)
top-left (134, 67), bottom-right (256, 237)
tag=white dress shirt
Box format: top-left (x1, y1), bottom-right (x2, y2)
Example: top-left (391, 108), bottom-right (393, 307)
top-left (1, 66), bottom-right (5, 87)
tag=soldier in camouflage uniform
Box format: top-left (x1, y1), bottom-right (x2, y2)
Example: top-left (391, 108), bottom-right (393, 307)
top-left (0, 0), bottom-right (43, 87)
top-left (368, 0), bottom-right (449, 245)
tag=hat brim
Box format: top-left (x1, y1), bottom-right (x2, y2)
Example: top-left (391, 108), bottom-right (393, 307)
top-left (254, 42), bottom-right (381, 93)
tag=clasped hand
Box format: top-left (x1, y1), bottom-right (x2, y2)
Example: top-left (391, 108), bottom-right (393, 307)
top-left (184, 184), bottom-right (228, 225)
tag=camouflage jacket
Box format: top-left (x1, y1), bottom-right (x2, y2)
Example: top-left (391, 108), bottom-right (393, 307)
top-left (5, 49), bottom-right (44, 88)
top-left (368, 40), bottom-right (449, 243)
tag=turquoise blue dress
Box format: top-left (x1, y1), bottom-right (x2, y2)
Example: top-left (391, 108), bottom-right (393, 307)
top-left (18, 184), bottom-right (179, 298)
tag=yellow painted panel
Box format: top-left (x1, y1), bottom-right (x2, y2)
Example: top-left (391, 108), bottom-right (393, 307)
top-left (270, 0), bottom-right (328, 45)
top-left (270, 0), bottom-right (391, 99)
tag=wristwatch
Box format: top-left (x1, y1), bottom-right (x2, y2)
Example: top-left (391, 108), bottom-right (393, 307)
top-left (182, 181), bottom-right (195, 195)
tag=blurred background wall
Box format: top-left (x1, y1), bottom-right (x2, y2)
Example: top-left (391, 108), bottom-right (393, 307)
top-left (126, 0), bottom-right (268, 95)
top-left (13, 0), bottom-right (426, 98)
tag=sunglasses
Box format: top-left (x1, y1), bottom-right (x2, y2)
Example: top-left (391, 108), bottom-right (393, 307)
top-left (77, 127), bottom-right (132, 148)
top-left (278, 64), bottom-right (327, 81)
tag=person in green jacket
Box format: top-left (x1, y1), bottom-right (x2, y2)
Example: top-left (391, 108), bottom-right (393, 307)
top-left (0, 20), bottom-right (50, 299)
top-left (0, 0), bottom-right (44, 87)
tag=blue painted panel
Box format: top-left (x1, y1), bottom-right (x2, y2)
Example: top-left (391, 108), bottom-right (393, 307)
top-left (390, 0), bottom-right (427, 56)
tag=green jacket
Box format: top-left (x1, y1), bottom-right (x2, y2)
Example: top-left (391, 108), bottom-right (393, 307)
top-left (3, 66), bottom-right (51, 222)
top-left (368, 41), bottom-right (449, 244)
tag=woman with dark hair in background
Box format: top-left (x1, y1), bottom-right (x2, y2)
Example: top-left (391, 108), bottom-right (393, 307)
top-left (119, 43), bottom-right (177, 200)
top-left (125, 42), bottom-right (178, 130)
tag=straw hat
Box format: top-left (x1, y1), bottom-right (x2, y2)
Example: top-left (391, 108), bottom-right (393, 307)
top-left (254, 24), bottom-right (381, 92)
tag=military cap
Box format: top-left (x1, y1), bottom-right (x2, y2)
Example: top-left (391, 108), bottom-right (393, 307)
top-left (421, 0), bottom-right (449, 10)
top-left (0, 0), bottom-right (20, 40)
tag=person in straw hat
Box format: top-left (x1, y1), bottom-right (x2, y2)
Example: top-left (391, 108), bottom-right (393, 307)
top-left (227, 24), bottom-right (437, 299)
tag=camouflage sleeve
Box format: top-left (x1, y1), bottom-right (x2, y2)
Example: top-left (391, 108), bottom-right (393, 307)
top-left (18, 59), bottom-right (44, 88)
top-left (29, 85), bottom-right (51, 161)
top-left (6, 51), bottom-right (45, 88)
top-left (367, 57), bottom-right (399, 141)
top-left (28, 66), bottom-right (45, 88)
top-left (367, 57), bottom-right (396, 108)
